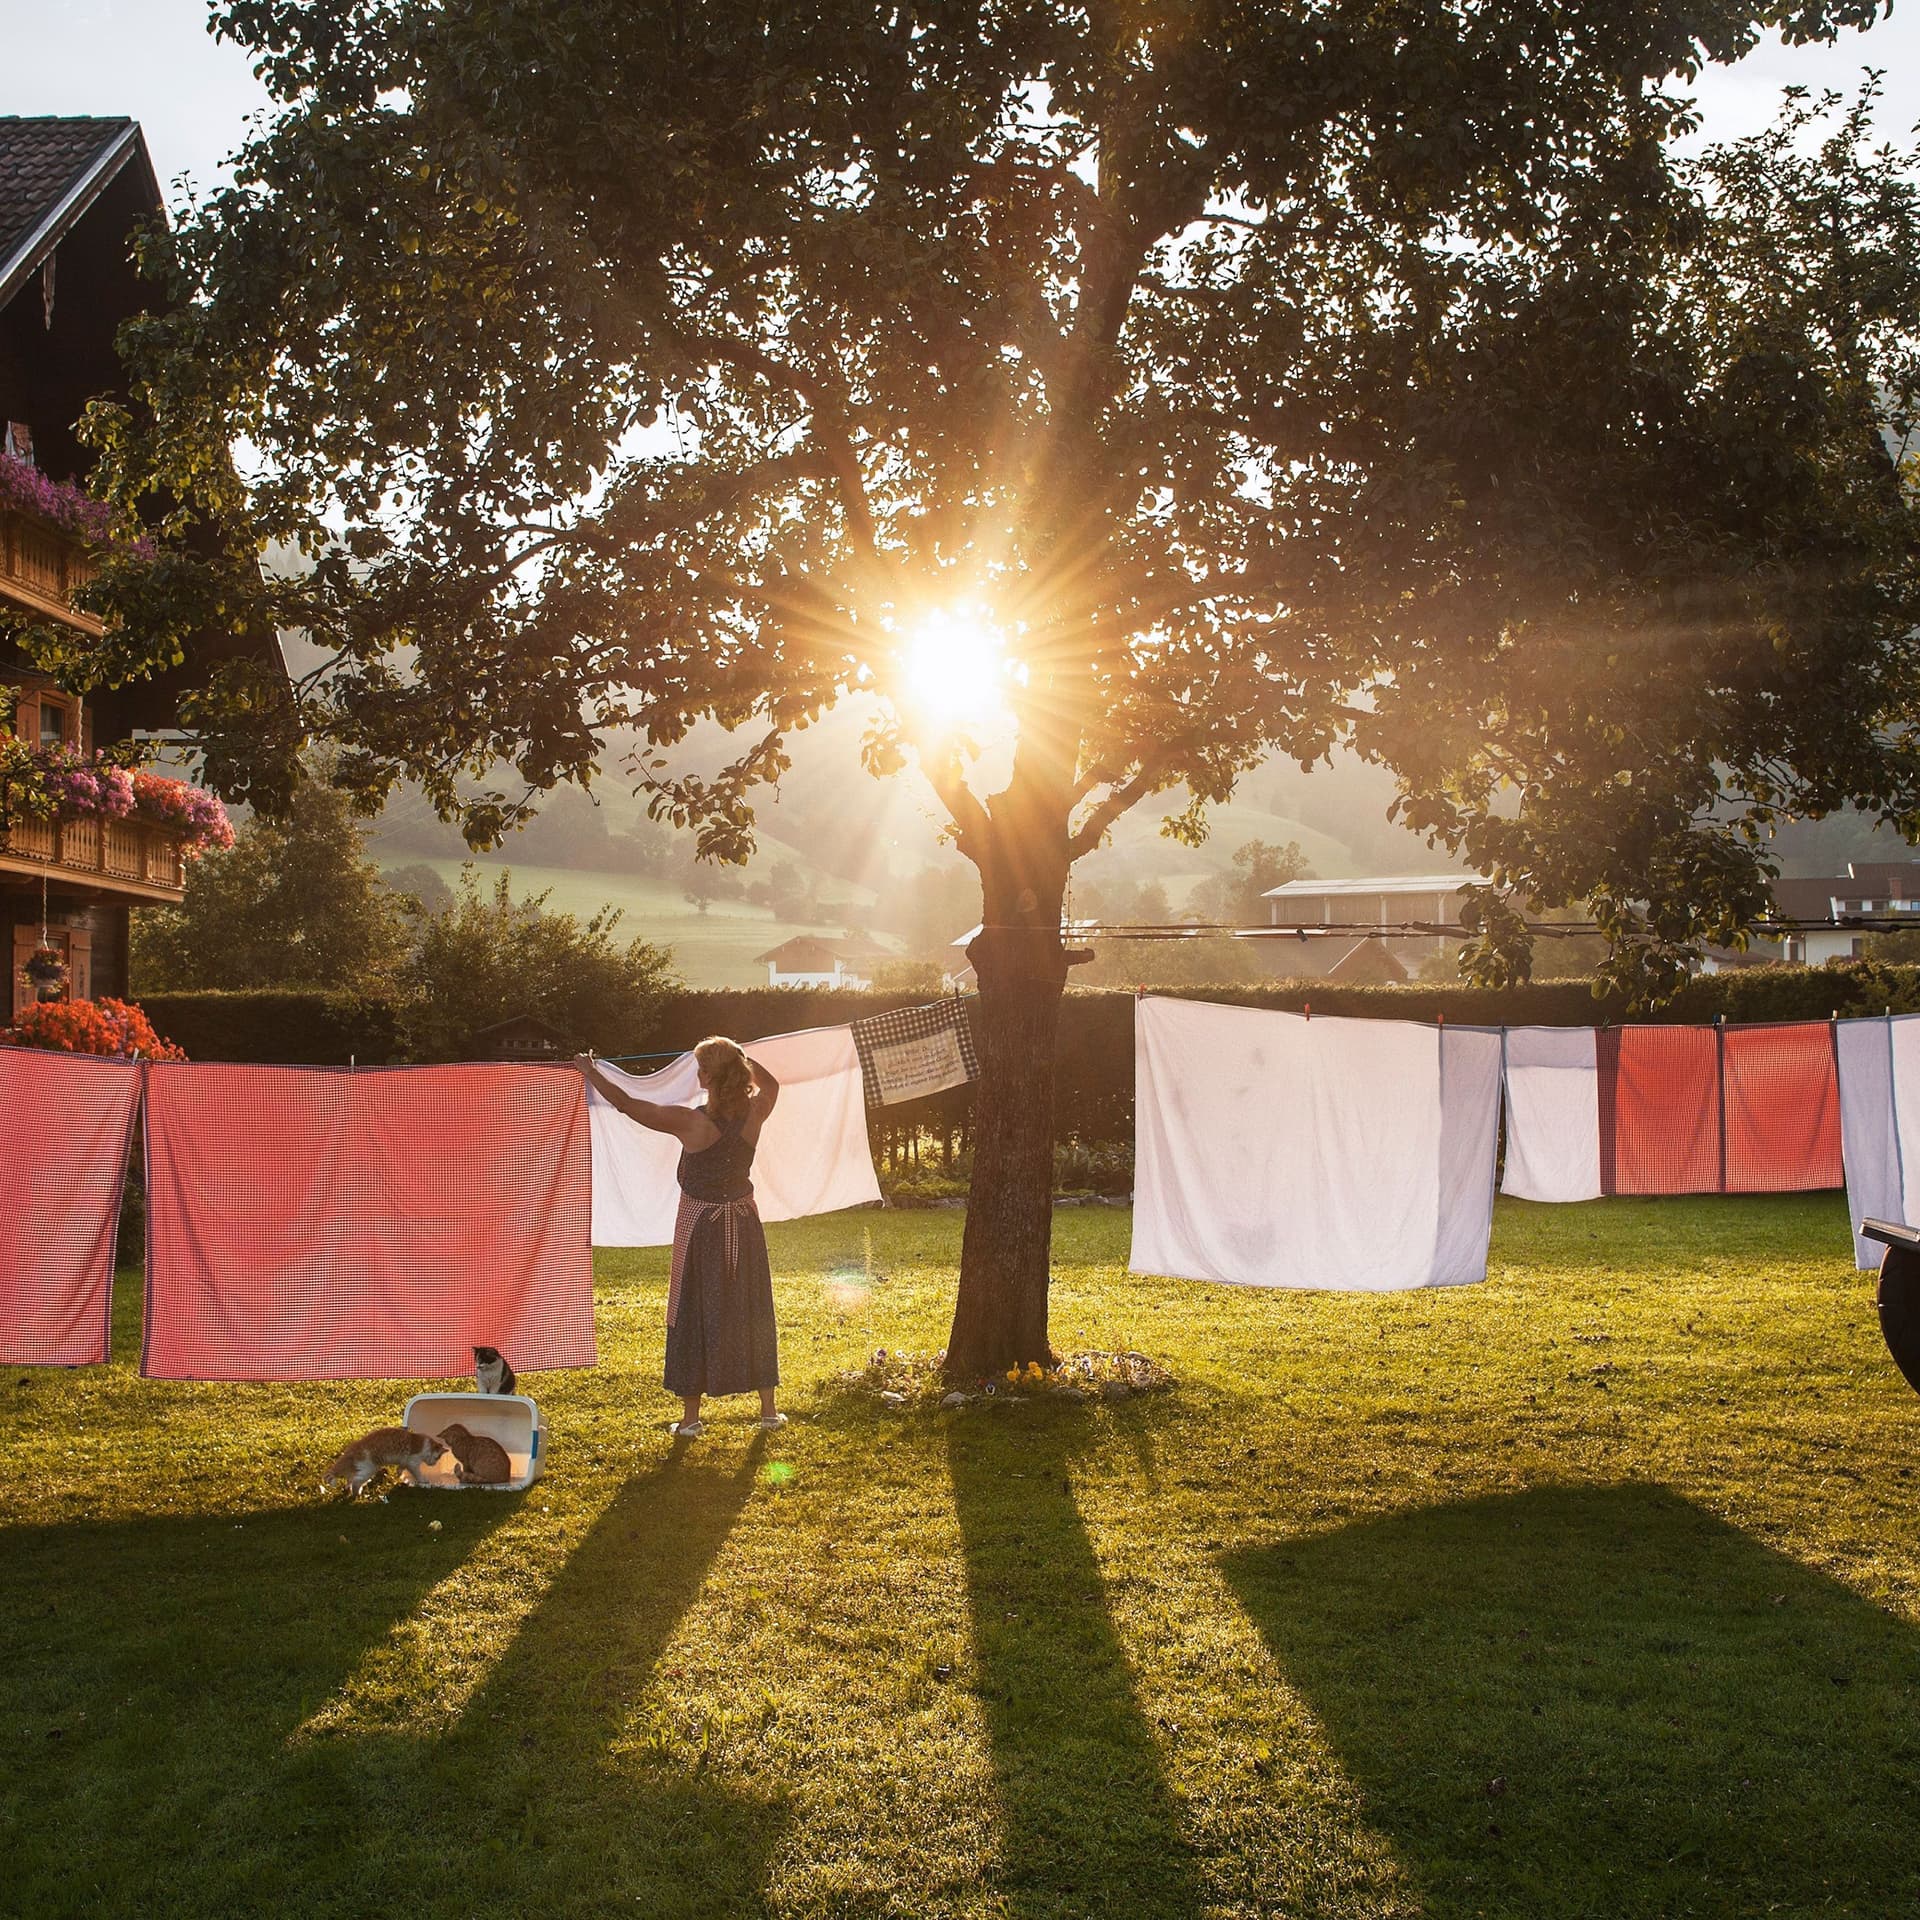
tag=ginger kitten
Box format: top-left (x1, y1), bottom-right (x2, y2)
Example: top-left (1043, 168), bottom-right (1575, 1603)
top-left (322, 1427), bottom-right (448, 1497)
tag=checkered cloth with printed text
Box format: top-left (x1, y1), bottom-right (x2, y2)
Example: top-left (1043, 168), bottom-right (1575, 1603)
top-left (852, 997), bottom-right (980, 1107)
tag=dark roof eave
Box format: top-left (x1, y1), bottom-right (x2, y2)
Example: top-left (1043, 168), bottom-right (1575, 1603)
top-left (0, 120), bottom-right (155, 312)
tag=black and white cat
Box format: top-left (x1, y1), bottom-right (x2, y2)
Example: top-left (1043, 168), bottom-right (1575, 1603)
top-left (472, 1345), bottom-right (517, 1395)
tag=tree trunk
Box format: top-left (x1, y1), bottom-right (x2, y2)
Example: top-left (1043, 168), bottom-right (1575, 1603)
top-left (944, 863), bottom-right (1070, 1381)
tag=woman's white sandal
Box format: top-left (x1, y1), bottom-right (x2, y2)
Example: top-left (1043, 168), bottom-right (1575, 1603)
top-left (670, 1418), bottom-right (705, 1439)
top-left (753, 1412), bottom-right (788, 1431)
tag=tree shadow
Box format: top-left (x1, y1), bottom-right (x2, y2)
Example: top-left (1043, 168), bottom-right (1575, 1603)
top-left (0, 1491), bottom-right (515, 1911)
top-left (947, 1417), bottom-right (1206, 1918)
top-left (1225, 1483), bottom-right (1920, 1918)
top-left (3, 1446), bottom-right (784, 1917)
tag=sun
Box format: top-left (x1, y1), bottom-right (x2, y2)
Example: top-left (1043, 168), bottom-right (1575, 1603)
top-left (899, 607), bottom-right (1010, 727)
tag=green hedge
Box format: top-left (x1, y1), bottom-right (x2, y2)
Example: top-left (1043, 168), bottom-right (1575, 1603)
top-left (129, 964), bottom-right (1920, 1150)
top-left (135, 990), bottom-right (411, 1065)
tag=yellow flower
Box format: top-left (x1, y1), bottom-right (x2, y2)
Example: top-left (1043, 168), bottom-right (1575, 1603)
top-left (1005, 1368), bottom-right (1020, 1383)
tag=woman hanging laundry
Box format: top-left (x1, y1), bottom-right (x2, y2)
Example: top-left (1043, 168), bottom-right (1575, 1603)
top-left (580, 1038), bottom-right (785, 1436)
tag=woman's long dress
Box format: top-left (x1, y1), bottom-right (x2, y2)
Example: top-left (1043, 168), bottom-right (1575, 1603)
top-left (662, 1111), bottom-right (779, 1397)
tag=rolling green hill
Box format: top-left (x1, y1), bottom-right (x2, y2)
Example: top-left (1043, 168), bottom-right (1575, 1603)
top-left (391, 856), bottom-right (896, 989)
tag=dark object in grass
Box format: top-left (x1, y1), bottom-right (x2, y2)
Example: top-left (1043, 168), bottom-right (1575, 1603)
top-left (1863, 1221), bottom-right (1920, 1395)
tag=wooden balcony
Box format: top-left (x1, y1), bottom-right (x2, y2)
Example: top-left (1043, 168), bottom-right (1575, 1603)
top-left (0, 507), bottom-right (102, 636)
top-left (0, 813), bottom-right (187, 902)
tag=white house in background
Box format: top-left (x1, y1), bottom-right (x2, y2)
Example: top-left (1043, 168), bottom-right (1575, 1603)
top-left (1260, 873), bottom-right (1485, 978)
top-left (1726, 861), bottom-right (1920, 970)
top-left (756, 933), bottom-right (890, 989)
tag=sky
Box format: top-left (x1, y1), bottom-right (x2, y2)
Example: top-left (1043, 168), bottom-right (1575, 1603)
top-left (0, 0), bottom-right (1916, 204)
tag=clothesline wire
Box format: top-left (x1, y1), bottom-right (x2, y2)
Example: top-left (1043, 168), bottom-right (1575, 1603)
top-left (988, 916), bottom-right (1920, 941)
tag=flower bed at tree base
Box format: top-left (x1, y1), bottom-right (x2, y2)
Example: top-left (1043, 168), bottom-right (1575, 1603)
top-left (836, 1344), bottom-right (1176, 1410)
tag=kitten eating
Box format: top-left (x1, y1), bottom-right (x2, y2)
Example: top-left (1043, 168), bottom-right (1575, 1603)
top-left (323, 1427), bottom-right (448, 1498)
top-left (437, 1421), bottom-right (514, 1486)
top-left (472, 1345), bottom-right (517, 1395)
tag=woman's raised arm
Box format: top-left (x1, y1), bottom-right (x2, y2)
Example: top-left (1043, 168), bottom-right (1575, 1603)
top-left (745, 1057), bottom-right (781, 1130)
top-left (578, 1059), bottom-right (706, 1142)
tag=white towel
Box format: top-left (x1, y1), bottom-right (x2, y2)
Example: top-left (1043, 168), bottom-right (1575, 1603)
top-left (1499, 1026), bottom-right (1603, 1202)
top-left (1129, 997), bottom-right (1501, 1292)
top-left (588, 1025), bottom-right (881, 1246)
top-left (1838, 1015), bottom-right (1916, 1270)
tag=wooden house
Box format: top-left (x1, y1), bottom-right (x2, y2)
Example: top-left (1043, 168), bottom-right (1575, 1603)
top-left (0, 117), bottom-right (272, 1017)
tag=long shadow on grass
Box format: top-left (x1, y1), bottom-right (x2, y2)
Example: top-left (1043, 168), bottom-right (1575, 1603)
top-left (1226, 1483), bottom-right (1920, 1920)
top-left (0, 1492), bottom-right (513, 1915)
top-left (275, 1439), bottom-right (786, 1918)
top-left (947, 1420), bottom-right (1204, 1918)
top-left (2, 1446), bottom-right (781, 1918)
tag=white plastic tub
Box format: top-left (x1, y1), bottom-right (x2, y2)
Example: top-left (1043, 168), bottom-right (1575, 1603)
top-left (402, 1392), bottom-right (545, 1491)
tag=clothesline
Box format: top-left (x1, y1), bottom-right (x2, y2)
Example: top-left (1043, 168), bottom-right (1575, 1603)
top-left (1050, 918), bottom-right (1920, 940)
top-left (3, 999), bottom-right (1910, 1379)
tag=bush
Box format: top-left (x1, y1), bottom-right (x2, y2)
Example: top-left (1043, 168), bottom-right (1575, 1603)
top-left (133, 989), bottom-right (408, 1064)
top-left (403, 867), bottom-right (678, 1061)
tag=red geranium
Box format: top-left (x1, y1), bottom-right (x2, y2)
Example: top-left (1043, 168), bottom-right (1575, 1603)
top-left (2, 997), bottom-right (187, 1060)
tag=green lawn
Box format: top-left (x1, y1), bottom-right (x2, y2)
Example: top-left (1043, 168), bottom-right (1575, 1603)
top-left (5, 1197), bottom-right (1919, 1918)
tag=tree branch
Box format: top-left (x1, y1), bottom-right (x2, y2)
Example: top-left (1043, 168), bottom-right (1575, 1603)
top-left (1067, 753), bottom-right (1173, 858)
top-left (919, 740), bottom-right (993, 855)
top-left (684, 333), bottom-right (879, 556)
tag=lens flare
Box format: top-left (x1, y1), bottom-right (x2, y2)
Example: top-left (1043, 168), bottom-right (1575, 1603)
top-left (899, 607), bottom-right (1009, 726)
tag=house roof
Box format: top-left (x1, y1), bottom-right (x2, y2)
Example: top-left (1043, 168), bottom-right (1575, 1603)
top-left (1770, 861), bottom-right (1920, 923)
top-left (1325, 936), bottom-right (1409, 984)
top-left (0, 117), bottom-right (156, 312)
top-left (756, 935), bottom-right (884, 969)
top-left (1840, 862), bottom-right (1920, 893)
top-left (1264, 874), bottom-right (1481, 900)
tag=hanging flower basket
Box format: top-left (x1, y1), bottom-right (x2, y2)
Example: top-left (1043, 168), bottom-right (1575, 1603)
top-left (22, 944), bottom-right (68, 993)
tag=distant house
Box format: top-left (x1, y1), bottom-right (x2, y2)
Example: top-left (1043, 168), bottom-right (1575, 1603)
top-left (1324, 935), bottom-right (1409, 985)
top-left (472, 1013), bottom-right (570, 1060)
top-left (1, 117), bottom-right (277, 1017)
top-left (1261, 874), bottom-right (1483, 978)
top-left (1726, 861), bottom-right (1920, 970)
top-left (756, 933), bottom-right (890, 989)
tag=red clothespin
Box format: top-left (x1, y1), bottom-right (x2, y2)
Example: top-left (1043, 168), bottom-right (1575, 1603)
top-left (1303, 1001), bottom-right (1311, 1021)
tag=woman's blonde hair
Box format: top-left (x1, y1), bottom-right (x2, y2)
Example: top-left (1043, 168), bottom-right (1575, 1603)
top-left (693, 1035), bottom-right (753, 1122)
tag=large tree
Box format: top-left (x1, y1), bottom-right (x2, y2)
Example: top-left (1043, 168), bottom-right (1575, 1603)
top-left (70, 1), bottom-right (1920, 1376)
top-left (133, 777), bottom-right (413, 990)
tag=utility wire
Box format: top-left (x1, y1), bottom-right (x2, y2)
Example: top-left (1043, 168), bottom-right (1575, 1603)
top-left (1042, 916), bottom-right (1920, 941)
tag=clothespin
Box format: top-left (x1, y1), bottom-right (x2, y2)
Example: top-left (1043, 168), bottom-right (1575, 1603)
top-left (1303, 1002), bottom-right (1311, 1021)
top-left (349, 1054), bottom-right (356, 1071)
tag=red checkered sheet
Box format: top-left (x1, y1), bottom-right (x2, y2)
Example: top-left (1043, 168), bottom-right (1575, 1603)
top-left (1600, 1026), bottom-right (1722, 1196)
top-left (142, 1063), bottom-right (595, 1380)
top-left (1723, 1021), bottom-right (1842, 1193)
top-left (0, 1048), bottom-right (140, 1366)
